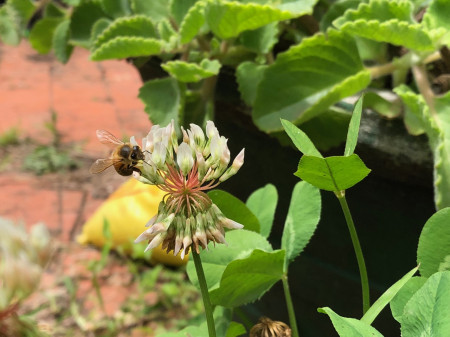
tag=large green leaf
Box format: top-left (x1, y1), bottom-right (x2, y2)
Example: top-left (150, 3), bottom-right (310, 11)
top-left (162, 59), bottom-right (221, 83)
top-left (186, 230), bottom-right (273, 291)
top-left (395, 85), bottom-right (450, 209)
top-left (208, 190), bottom-right (260, 233)
top-left (417, 208), bottom-right (450, 277)
top-left (236, 62), bottom-right (267, 106)
top-left (131, 0), bottom-right (170, 23)
top-left (253, 30), bottom-right (371, 132)
top-left (69, 1), bottom-right (106, 48)
top-left (296, 154), bottom-right (371, 191)
top-left (344, 96), bottom-right (363, 156)
top-left (226, 322), bottom-right (246, 337)
top-left (179, 0), bottom-right (206, 44)
top-left (10, 0), bottom-right (35, 25)
top-left (29, 17), bottom-right (63, 54)
top-left (205, 0), bottom-right (315, 39)
top-left (138, 77), bottom-right (184, 128)
top-left (334, 0), bottom-right (434, 51)
top-left (281, 181), bottom-right (321, 268)
top-left (170, 0), bottom-right (199, 25)
top-left (209, 249), bottom-right (285, 307)
top-left (281, 119), bottom-right (323, 157)
top-left (361, 266), bottom-right (418, 325)
top-left (246, 184), bottom-right (278, 239)
top-left (91, 36), bottom-right (162, 60)
top-left (93, 15), bottom-right (157, 49)
top-left (52, 20), bottom-right (74, 64)
top-left (390, 276), bottom-right (427, 323)
top-left (401, 271), bottom-right (450, 337)
top-left (318, 307), bottom-right (384, 337)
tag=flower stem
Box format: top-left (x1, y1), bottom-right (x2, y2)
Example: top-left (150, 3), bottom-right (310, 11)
top-left (282, 274), bottom-right (299, 337)
top-left (192, 250), bottom-right (216, 337)
top-left (335, 191), bottom-right (370, 314)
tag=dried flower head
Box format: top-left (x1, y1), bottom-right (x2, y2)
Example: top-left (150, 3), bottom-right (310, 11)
top-left (249, 317), bottom-right (292, 337)
top-left (133, 121), bottom-right (245, 258)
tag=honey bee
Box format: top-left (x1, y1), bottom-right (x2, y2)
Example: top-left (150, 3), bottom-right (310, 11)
top-left (90, 130), bottom-right (145, 176)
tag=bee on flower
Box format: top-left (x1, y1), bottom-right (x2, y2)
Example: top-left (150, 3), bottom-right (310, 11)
top-left (126, 120), bottom-right (245, 258)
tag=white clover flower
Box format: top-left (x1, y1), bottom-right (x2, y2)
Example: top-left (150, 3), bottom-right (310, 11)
top-left (133, 120), bottom-right (245, 257)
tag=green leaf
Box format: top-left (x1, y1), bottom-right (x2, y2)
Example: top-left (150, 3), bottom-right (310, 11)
top-left (205, 0), bottom-right (315, 40)
top-left (138, 77), bottom-right (184, 128)
top-left (91, 36), bottom-right (162, 61)
top-left (361, 266), bottom-right (418, 325)
top-left (401, 271), bottom-right (450, 337)
top-left (344, 95), bottom-right (363, 156)
top-left (239, 22), bottom-right (279, 54)
top-left (395, 85), bottom-right (450, 209)
top-left (131, 0), bottom-right (170, 22)
top-left (333, 0), bottom-right (434, 51)
top-left (318, 307), bottom-right (384, 337)
top-left (253, 30), bottom-right (371, 132)
top-left (0, 5), bottom-right (21, 45)
top-left (296, 154), bottom-right (371, 191)
top-left (171, 0), bottom-right (198, 26)
top-left (93, 15), bottom-right (157, 49)
top-left (52, 20), bottom-right (74, 64)
top-left (208, 190), bottom-right (260, 233)
top-left (281, 119), bottom-right (323, 157)
top-left (390, 276), bottom-right (427, 323)
top-left (281, 181), bottom-right (321, 268)
top-left (43, 2), bottom-right (66, 18)
top-left (226, 322), bottom-right (246, 337)
top-left (162, 59), bottom-right (221, 83)
top-left (320, 0), bottom-right (360, 31)
top-left (10, 0), bottom-right (35, 24)
top-left (210, 249), bottom-right (285, 307)
top-left (246, 184), bottom-right (278, 239)
top-left (70, 1), bottom-right (106, 48)
top-left (422, 0), bottom-right (450, 46)
top-left (236, 62), bottom-right (267, 106)
top-left (363, 92), bottom-right (402, 119)
top-left (100, 0), bottom-right (131, 19)
top-left (29, 17), bottom-right (63, 54)
top-left (179, 0), bottom-right (206, 44)
top-left (417, 208), bottom-right (450, 277)
top-left (90, 18), bottom-right (112, 44)
top-left (186, 230), bottom-right (273, 291)
top-left (62, 0), bottom-right (80, 5)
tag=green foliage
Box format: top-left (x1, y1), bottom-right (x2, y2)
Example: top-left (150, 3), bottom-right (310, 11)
top-left (53, 20), bottom-right (74, 63)
top-left (29, 18), bottom-right (63, 54)
top-left (253, 30), bottom-right (370, 132)
top-left (281, 181), bottom-right (321, 268)
top-left (246, 183), bottom-right (278, 238)
top-left (296, 154), bottom-right (371, 191)
top-left (23, 145), bottom-right (78, 175)
top-left (361, 266), bottom-right (418, 325)
top-left (208, 190), bottom-right (260, 233)
top-left (236, 62), bottom-right (267, 106)
top-left (390, 276), bottom-right (427, 323)
top-left (69, 1), bottom-right (106, 47)
top-left (344, 95), bottom-right (363, 156)
top-left (318, 307), bottom-right (383, 337)
top-left (162, 59), bottom-right (221, 83)
top-left (280, 119), bottom-right (323, 157)
top-left (209, 249), bottom-right (285, 307)
top-left (417, 208), bottom-right (450, 277)
top-left (0, 127), bottom-right (20, 146)
top-left (400, 271), bottom-right (450, 337)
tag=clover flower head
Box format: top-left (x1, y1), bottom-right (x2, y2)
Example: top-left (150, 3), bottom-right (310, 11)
top-left (134, 120), bottom-right (245, 258)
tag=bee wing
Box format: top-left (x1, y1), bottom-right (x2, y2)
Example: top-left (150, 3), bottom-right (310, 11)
top-left (90, 158), bottom-right (120, 174)
top-left (96, 129), bottom-right (124, 148)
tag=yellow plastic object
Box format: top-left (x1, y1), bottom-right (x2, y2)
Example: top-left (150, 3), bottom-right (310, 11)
top-left (78, 178), bottom-right (188, 266)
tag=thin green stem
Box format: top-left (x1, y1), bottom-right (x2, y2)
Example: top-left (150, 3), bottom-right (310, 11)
top-left (282, 275), bottom-right (299, 337)
top-left (192, 250), bottom-right (216, 337)
top-left (335, 191), bottom-right (370, 315)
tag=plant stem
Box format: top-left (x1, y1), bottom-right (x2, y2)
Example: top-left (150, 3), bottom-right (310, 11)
top-left (282, 275), bottom-right (299, 337)
top-left (335, 191), bottom-right (370, 315)
top-left (192, 250), bottom-right (216, 337)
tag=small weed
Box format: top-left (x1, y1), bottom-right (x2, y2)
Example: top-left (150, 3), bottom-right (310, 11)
top-left (0, 127), bottom-right (20, 146)
top-left (23, 145), bottom-right (78, 175)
